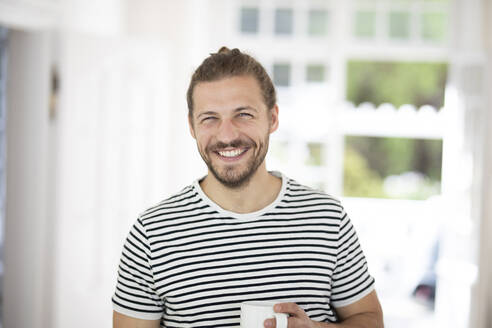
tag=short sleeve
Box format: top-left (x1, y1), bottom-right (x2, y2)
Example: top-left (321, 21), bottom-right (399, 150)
top-left (330, 208), bottom-right (375, 308)
top-left (112, 218), bottom-right (164, 320)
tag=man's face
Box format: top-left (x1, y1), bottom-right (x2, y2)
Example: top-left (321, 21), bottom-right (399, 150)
top-left (189, 75), bottom-right (278, 188)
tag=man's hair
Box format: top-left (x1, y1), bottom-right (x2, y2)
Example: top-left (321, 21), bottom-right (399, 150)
top-left (186, 47), bottom-right (276, 117)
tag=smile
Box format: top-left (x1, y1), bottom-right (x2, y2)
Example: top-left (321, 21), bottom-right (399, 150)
top-left (217, 148), bottom-right (248, 158)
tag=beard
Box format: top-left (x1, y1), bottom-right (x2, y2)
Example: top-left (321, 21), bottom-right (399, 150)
top-left (198, 135), bottom-right (269, 189)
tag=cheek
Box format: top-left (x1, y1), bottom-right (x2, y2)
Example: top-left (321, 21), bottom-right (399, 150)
top-left (195, 132), bottom-right (212, 149)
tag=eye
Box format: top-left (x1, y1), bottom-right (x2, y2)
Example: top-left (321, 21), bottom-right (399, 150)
top-left (201, 116), bottom-right (217, 123)
top-left (238, 112), bottom-right (254, 119)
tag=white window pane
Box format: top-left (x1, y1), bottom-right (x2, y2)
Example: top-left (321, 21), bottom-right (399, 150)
top-left (355, 10), bottom-right (376, 38)
top-left (271, 140), bottom-right (289, 163)
top-left (273, 63), bottom-right (291, 86)
top-left (389, 11), bottom-right (411, 39)
top-left (275, 8), bottom-right (293, 35)
top-left (306, 64), bottom-right (326, 82)
top-left (306, 142), bottom-right (324, 166)
top-left (309, 9), bottom-right (329, 36)
top-left (421, 12), bottom-right (447, 42)
top-left (240, 7), bottom-right (259, 33)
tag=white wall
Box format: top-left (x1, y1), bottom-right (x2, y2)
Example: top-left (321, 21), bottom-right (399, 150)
top-left (125, 0), bottom-right (209, 185)
top-left (4, 29), bottom-right (54, 328)
top-left (52, 33), bottom-right (174, 328)
top-left (473, 1), bottom-right (492, 326)
top-left (0, 0), bottom-right (60, 30)
top-left (476, 95), bottom-right (492, 326)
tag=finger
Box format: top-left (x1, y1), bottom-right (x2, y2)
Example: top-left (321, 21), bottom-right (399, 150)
top-left (274, 302), bottom-right (304, 317)
top-left (264, 318), bottom-right (276, 328)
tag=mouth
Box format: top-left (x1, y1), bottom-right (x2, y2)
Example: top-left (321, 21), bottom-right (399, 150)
top-left (214, 148), bottom-right (249, 161)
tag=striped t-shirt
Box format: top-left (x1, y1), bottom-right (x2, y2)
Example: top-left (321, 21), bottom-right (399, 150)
top-left (112, 172), bottom-right (375, 327)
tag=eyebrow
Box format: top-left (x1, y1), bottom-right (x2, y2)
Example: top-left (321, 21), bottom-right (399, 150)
top-left (196, 106), bottom-right (258, 119)
top-left (197, 111), bottom-right (218, 119)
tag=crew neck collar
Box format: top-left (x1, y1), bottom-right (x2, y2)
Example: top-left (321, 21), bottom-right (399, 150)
top-left (193, 171), bottom-right (287, 219)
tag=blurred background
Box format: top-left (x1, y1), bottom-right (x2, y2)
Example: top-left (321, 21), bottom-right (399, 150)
top-left (0, 0), bottom-right (491, 327)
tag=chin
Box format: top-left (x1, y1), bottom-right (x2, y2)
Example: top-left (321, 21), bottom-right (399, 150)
top-left (213, 167), bottom-right (257, 189)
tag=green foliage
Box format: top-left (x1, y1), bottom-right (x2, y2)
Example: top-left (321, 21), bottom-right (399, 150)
top-left (411, 139), bottom-right (443, 181)
top-left (305, 142), bottom-right (323, 166)
top-left (344, 60), bottom-right (446, 199)
top-left (346, 60), bottom-right (448, 108)
top-left (343, 137), bottom-right (443, 199)
top-left (345, 136), bottom-right (442, 180)
top-left (343, 147), bottom-right (386, 198)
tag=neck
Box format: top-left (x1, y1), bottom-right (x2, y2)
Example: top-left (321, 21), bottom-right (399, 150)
top-left (199, 165), bottom-right (282, 214)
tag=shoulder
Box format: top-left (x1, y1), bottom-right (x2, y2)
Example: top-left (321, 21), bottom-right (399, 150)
top-left (279, 178), bottom-right (345, 221)
top-left (137, 183), bottom-right (208, 227)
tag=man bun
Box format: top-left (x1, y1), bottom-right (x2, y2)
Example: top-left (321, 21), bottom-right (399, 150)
top-left (217, 46), bottom-right (230, 54)
top-left (217, 46), bottom-right (241, 56)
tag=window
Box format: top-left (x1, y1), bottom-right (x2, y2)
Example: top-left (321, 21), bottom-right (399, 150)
top-left (308, 9), bottom-right (329, 36)
top-left (306, 64), bottom-right (326, 83)
top-left (389, 11), bottom-right (411, 39)
top-left (421, 12), bottom-right (447, 42)
top-left (306, 142), bottom-right (324, 166)
top-left (240, 7), bottom-right (259, 33)
top-left (270, 140), bottom-right (289, 163)
top-left (275, 8), bottom-right (293, 35)
top-left (344, 136), bottom-right (442, 200)
top-left (355, 10), bottom-right (376, 38)
top-left (273, 63), bottom-right (291, 86)
top-left (346, 60), bottom-right (448, 108)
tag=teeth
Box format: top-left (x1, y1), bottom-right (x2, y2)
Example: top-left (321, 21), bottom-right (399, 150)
top-left (218, 149), bottom-right (244, 157)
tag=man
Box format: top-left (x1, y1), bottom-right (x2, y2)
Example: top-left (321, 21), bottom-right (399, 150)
top-left (112, 47), bottom-right (383, 328)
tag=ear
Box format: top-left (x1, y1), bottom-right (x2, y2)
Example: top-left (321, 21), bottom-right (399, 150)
top-left (269, 104), bottom-right (279, 134)
top-left (188, 114), bottom-right (196, 139)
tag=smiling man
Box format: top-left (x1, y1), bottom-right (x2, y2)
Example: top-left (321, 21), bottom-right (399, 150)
top-left (112, 47), bottom-right (384, 328)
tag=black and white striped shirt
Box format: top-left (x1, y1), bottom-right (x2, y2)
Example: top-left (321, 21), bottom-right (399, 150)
top-left (112, 172), bottom-right (375, 327)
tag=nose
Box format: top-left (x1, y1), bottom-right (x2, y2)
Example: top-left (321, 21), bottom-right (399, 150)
top-left (216, 118), bottom-right (240, 144)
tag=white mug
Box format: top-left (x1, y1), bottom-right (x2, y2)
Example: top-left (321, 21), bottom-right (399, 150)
top-left (240, 301), bottom-right (288, 328)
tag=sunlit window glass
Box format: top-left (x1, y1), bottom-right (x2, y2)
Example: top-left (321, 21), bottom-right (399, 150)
top-left (273, 63), bottom-right (291, 86)
top-left (355, 10), bottom-right (376, 38)
top-left (240, 7), bottom-right (259, 33)
top-left (306, 142), bottom-right (324, 166)
top-left (344, 136), bottom-right (442, 200)
top-left (389, 11), bottom-right (411, 39)
top-left (421, 12), bottom-right (447, 42)
top-left (306, 64), bottom-right (326, 82)
top-left (275, 8), bottom-right (293, 35)
top-left (346, 60), bottom-right (448, 108)
top-left (270, 140), bottom-right (289, 163)
top-left (308, 9), bottom-right (329, 36)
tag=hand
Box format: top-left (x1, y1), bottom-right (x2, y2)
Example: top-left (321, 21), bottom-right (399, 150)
top-left (264, 303), bottom-right (319, 328)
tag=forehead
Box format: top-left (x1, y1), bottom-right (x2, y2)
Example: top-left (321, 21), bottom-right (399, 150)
top-left (193, 75), bottom-right (265, 114)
